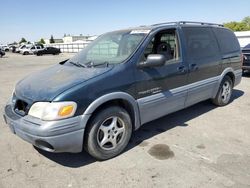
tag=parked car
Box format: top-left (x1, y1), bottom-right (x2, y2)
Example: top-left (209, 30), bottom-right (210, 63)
top-left (35, 47), bottom-right (61, 56)
top-left (21, 45), bottom-right (43, 55)
top-left (16, 44), bottom-right (30, 53)
top-left (0, 48), bottom-right (5, 57)
top-left (11, 46), bottom-right (17, 53)
top-left (4, 21), bottom-right (242, 160)
top-left (242, 43), bottom-right (250, 72)
top-left (0, 45), bottom-right (9, 52)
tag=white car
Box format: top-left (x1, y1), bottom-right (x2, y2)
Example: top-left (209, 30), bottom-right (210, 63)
top-left (21, 46), bottom-right (43, 55)
top-left (0, 45), bottom-right (9, 51)
top-left (16, 44), bottom-right (30, 53)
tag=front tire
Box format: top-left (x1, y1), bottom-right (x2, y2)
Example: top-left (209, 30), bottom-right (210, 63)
top-left (84, 106), bottom-right (132, 160)
top-left (212, 76), bottom-right (233, 106)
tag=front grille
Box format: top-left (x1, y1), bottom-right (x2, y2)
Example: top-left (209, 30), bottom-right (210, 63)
top-left (14, 99), bottom-right (29, 116)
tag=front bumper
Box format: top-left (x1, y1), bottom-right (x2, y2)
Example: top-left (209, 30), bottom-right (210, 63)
top-left (242, 60), bottom-right (250, 70)
top-left (242, 66), bottom-right (250, 70)
top-left (3, 103), bottom-right (90, 153)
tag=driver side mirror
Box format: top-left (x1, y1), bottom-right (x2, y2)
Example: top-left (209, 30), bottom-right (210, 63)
top-left (138, 54), bottom-right (166, 68)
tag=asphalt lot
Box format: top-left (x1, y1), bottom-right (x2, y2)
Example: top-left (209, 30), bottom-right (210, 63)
top-left (0, 53), bottom-right (250, 188)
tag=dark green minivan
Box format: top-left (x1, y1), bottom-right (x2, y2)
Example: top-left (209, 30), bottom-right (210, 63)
top-left (4, 21), bottom-right (242, 160)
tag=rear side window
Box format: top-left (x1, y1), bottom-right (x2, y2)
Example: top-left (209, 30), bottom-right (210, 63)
top-left (182, 27), bottom-right (219, 60)
top-left (213, 28), bottom-right (240, 54)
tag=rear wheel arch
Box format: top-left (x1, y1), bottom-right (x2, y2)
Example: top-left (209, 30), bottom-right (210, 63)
top-left (224, 72), bottom-right (235, 86)
top-left (219, 68), bottom-right (236, 86)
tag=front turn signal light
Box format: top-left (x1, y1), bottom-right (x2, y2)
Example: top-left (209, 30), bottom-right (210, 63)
top-left (58, 105), bottom-right (74, 117)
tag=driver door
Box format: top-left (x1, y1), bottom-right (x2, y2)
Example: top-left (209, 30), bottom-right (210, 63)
top-left (135, 28), bottom-right (188, 124)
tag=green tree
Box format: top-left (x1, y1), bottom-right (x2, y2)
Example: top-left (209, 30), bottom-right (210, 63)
top-left (19, 38), bottom-right (27, 44)
top-left (50, 35), bottom-right (55, 43)
top-left (243, 16), bottom-right (250, 29)
top-left (224, 16), bottom-right (250, 31)
top-left (39, 38), bottom-right (45, 44)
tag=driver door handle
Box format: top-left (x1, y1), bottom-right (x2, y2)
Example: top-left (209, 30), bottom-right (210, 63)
top-left (177, 65), bottom-right (187, 73)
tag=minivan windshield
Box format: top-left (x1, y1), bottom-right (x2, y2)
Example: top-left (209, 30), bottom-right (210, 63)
top-left (66, 30), bottom-right (148, 67)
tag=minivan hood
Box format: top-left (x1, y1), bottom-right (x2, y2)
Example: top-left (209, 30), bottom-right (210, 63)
top-left (15, 64), bottom-right (112, 102)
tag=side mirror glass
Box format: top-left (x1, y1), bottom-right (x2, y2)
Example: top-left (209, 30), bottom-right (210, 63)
top-left (138, 54), bottom-right (166, 68)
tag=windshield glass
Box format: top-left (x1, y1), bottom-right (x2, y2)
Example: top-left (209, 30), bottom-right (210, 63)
top-left (66, 30), bottom-right (148, 66)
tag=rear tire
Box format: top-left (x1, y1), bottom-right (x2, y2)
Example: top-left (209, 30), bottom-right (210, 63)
top-left (23, 51), bottom-right (29, 55)
top-left (212, 76), bottom-right (233, 106)
top-left (84, 106), bottom-right (132, 160)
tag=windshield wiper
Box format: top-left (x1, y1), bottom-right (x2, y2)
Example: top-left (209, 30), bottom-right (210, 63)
top-left (68, 61), bottom-right (87, 68)
top-left (90, 61), bottom-right (110, 67)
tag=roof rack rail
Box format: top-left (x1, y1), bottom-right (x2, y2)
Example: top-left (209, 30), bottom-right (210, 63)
top-left (151, 21), bottom-right (224, 27)
top-left (179, 21), bottom-right (224, 27)
top-left (151, 22), bottom-right (179, 27)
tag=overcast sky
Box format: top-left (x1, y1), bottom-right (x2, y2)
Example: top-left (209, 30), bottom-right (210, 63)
top-left (1, 0), bottom-right (249, 44)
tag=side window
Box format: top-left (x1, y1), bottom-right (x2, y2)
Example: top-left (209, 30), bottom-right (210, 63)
top-left (182, 27), bottom-right (219, 60)
top-left (31, 47), bottom-right (35, 50)
top-left (141, 29), bottom-right (180, 63)
top-left (213, 28), bottom-right (240, 54)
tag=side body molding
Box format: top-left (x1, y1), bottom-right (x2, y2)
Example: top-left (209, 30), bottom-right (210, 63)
top-left (83, 92), bottom-right (141, 130)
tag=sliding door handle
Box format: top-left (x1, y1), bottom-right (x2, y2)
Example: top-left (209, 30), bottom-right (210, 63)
top-left (189, 63), bottom-right (198, 71)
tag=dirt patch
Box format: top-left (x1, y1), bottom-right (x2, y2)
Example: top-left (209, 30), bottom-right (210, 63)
top-left (196, 144), bottom-right (206, 149)
top-left (148, 144), bottom-right (174, 160)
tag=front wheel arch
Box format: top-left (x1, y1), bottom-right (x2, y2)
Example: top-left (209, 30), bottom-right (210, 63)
top-left (84, 98), bottom-right (137, 135)
top-left (83, 92), bottom-right (141, 131)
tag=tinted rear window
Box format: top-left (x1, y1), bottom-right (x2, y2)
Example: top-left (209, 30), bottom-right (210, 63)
top-left (213, 28), bottom-right (240, 54)
top-left (182, 27), bottom-right (219, 60)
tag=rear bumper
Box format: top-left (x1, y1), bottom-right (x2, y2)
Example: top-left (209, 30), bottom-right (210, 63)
top-left (3, 103), bottom-right (90, 153)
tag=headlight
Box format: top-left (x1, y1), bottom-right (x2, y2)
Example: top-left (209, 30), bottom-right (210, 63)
top-left (28, 102), bottom-right (77, 121)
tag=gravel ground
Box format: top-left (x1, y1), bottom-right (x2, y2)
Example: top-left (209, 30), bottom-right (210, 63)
top-left (0, 53), bottom-right (250, 188)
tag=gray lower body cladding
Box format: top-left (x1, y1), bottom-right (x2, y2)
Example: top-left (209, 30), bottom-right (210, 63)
top-left (137, 69), bottom-right (242, 125)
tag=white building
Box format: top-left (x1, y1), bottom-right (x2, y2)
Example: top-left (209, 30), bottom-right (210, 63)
top-left (63, 35), bottom-right (97, 43)
top-left (45, 35), bottom-right (98, 53)
top-left (44, 38), bottom-right (63, 44)
top-left (44, 35), bottom-right (98, 45)
top-left (235, 31), bottom-right (250, 48)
